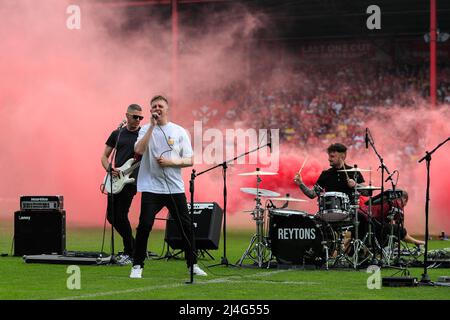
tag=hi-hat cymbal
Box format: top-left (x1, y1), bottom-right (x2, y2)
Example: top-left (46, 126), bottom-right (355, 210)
top-left (241, 209), bottom-right (264, 213)
top-left (238, 170), bottom-right (278, 176)
top-left (268, 197), bottom-right (307, 202)
top-left (356, 185), bottom-right (381, 191)
top-left (240, 187), bottom-right (280, 197)
top-left (338, 168), bottom-right (372, 172)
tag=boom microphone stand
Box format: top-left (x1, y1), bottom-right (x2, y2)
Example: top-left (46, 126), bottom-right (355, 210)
top-left (187, 132), bottom-right (272, 283)
top-left (365, 128), bottom-right (395, 265)
top-left (418, 137), bottom-right (450, 285)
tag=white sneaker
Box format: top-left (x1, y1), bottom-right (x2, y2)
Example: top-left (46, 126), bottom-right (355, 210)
top-left (130, 265), bottom-right (143, 278)
top-left (190, 264), bottom-right (207, 276)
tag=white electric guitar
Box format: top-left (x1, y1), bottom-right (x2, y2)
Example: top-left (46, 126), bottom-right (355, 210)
top-left (102, 159), bottom-right (141, 194)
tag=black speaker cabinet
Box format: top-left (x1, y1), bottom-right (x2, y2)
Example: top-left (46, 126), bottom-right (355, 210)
top-left (14, 210), bottom-right (66, 256)
top-left (165, 202), bottom-right (223, 250)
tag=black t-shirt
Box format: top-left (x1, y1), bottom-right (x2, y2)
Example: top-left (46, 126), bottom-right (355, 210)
top-left (316, 164), bottom-right (365, 202)
top-left (105, 127), bottom-right (140, 179)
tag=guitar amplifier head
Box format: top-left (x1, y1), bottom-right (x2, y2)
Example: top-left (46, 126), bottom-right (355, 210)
top-left (20, 195), bottom-right (64, 211)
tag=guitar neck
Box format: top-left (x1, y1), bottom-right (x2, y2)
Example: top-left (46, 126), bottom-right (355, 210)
top-left (122, 161), bottom-right (140, 175)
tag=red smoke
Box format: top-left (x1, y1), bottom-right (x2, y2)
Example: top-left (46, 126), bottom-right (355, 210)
top-left (229, 106), bottom-right (450, 235)
top-left (0, 1), bottom-right (448, 237)
top-left (0, 0), bottom-right (263, 229)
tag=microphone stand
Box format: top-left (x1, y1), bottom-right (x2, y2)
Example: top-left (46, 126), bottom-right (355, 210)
top-left (390, 172), bottom-right (402, 267)
top-left (366, 131), bottom-right (393, 265)
top-left (105, 123), bottom-right (126, 265)
top-left (187, 136), bottom-right (272, 283)
top-left (418, 137), bottom-right (450, 285)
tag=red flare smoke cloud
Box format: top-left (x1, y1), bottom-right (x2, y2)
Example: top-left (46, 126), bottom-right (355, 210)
top-left (0, 1), bottom-right (449, 237)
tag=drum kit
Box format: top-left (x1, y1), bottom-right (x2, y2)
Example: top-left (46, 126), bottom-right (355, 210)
top-left (236, 167), bottom-right (404, 269)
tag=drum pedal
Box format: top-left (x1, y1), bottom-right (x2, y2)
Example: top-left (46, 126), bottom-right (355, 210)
top-left (382, 276), bottom-right (418, 287)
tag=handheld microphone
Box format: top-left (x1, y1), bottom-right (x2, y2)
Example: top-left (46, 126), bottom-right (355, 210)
top-left (152, 113), bottom-right (159, 120)
top-left (365, 128), bottom-right (369, 149)
top-left (118, 119), bottom-right (127, 129)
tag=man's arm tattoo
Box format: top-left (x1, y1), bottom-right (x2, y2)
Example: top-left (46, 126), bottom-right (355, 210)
top-left (299, 183), bottom-right (317, 199)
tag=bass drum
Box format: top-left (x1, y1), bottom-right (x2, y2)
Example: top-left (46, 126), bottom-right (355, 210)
top-left (268, 209), bottom-right (336, 266)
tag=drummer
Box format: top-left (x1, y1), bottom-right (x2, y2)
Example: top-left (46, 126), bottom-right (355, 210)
top-left (294, 143), bottom-right (368, 201)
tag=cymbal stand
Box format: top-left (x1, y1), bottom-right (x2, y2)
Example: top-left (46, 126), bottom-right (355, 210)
top-left (380, 215), bottom-right (398, 266)
top-left (237, 174), bottom-right (270, 267)
top-left (265, 200), bottom-right (277, 269)
top-left (349, 182), bottom-right (372, 268)
top-left (381, 200), bottom-right (408, 267)
top-left (359, 172), bottom-right (382, 265)
top-left (340, 164), bottom-right (372, 268)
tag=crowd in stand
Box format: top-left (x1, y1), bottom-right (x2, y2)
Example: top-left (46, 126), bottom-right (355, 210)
top-left (192, 62), bottom-right (450, 163)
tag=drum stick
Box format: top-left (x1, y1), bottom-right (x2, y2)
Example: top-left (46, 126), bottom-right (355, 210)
top-left (341, 159), bottom-right (350, 181)
top-left (298, 156), bottom-right (309, 174)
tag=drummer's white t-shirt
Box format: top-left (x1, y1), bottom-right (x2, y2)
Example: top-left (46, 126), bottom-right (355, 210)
top-left (136, 122), bottom-right (193, 194)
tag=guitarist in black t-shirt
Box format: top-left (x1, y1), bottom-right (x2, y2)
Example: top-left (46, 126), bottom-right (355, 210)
top-left (101, 104), bottom-right (143, 265)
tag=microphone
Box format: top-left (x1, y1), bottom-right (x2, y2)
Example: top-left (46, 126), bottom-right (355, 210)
top-left (365, 128), bottom-right (369, 149)
top-left (152, 113), bottom-right (159, 120)
top-left (118, 119), bottom-right (127, 129)
top-left (268, 130), bottom-right (272, 153)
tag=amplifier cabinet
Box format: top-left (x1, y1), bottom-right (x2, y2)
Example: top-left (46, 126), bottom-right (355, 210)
top-left (165, 202), bottom-right (223, 250)
top-left (14, 210), bottom-right (66, 256)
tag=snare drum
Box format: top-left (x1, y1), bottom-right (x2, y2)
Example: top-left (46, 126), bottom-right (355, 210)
top-left (316, 192), bottom-right (351, 222)
top-left (268, 209), bottom-right (335, 266)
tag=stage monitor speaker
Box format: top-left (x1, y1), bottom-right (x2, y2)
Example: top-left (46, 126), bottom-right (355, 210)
top-left (164, 202), bottom-right (222, 250)
top-left (14, 210), bottom-right (66, 256)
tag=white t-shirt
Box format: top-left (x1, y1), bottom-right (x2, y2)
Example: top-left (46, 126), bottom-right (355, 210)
top-left (136, 122), bottom-right (193, 194)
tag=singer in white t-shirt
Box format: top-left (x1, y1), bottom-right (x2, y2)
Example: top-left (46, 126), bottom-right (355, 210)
top-left (129, 95), bottom-right (207, 279)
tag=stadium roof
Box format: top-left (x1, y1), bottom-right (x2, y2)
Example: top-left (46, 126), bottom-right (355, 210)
top-left (92, 0), bottom-right (450, 40)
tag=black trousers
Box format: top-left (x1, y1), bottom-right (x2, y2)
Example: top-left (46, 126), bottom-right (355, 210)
top-left (107, 184), bottom-right (136, 256)
top-left (133, 192), bottom-right (196, 268)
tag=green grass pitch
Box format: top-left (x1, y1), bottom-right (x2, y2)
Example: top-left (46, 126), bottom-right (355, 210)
top-left (0, 222), bottom-right (449, 300)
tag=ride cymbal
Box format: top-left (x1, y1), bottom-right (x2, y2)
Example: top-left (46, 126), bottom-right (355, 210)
top-left (268, 197), bottom-right (307, 202)
top-left (238, 171), bottom-right (278, 176)
top-left (240, 187), bottom-right (280, 197)
top-left (338, 168), bottom-right (372, 172)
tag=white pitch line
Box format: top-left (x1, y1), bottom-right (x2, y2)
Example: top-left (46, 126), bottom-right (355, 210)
top-left (56, 270), bottom-right (295, 300)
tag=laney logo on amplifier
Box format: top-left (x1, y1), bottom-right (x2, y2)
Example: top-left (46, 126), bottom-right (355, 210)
top-left (278, 228), bottom-right (316, 240)
top-left (18, 216), bottom-right (31, 221)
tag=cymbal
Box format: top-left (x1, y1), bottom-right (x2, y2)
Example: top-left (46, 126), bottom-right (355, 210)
top-left (356, 185), bottom-right (381, 191)
top-left (240, 187), bottom-right (280, 197)
top-left (238, 170), bottom-right (278, 176)
top-left (268, 197), bottom-right (307, 202)
top-left (338, 168), bottom-right (372, 172)
top-left (241, 209), bottom-right (264, 213)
